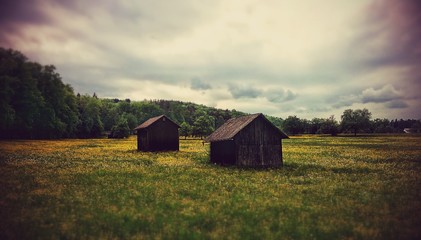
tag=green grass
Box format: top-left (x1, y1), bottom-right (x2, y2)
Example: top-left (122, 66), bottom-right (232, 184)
top-left (0, 135), bottom-right (420, 239)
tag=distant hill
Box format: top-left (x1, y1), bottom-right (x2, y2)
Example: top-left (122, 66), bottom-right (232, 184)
top-left (2, 47), bottom-right (417, 139)
top-left (97, 98), bottom-right (285, 138)
top-left (1, 47), bottom-right (285, 139)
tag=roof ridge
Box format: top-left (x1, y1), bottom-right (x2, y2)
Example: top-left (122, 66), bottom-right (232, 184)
top-left (205, 113), bottom-right (263, 142)
top-left (230, 113), bottom-right (261, 136)
top-left (134, 115), bottom-right (179, 130)
top-left (205, 113), bottom-right (288, 142)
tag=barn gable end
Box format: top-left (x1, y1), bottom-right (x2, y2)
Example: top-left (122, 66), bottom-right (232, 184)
top-left (134, 115), bottom-right (180, 152)
top-left (205, 113), bottom-right (288, 167)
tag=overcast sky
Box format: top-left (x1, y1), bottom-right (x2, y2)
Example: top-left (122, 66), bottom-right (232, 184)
top-left (1, 0), bottom-right (420, 119)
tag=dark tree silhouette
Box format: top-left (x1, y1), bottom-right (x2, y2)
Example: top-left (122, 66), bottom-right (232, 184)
top-left (340, 108), bottom-right (372, 136)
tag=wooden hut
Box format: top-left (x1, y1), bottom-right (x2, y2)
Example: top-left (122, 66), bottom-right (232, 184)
top-left (134, 115), bottom-right (180, 152)
top-left (205, 113), bottom-right (288, 167)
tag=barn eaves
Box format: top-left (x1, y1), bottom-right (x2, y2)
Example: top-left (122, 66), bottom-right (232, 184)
top-left (134, 115), bottom-right (180, 130)
top-left (205, 113), bottom-right (288, 142)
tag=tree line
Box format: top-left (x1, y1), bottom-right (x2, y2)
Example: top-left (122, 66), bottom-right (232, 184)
top-left (0, 48), bottom-right (246, 139)
top-left (1, 47), bottom-right (420, 139)
top-left (281, 109), bottom-right (421, 136)
top-left (281, 109), bottom-right (421, 135)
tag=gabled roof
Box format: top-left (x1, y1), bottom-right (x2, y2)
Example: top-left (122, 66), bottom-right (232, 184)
top-left (205, 113), bottom-right (288, 142)
top-left (134, 115), bottom-right (180, 130)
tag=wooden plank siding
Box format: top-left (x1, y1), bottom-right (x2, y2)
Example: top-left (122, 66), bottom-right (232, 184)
top-left (205, 113), bottom-right (288, 167)
top-left (210, 140), bottom-right (236, 165)
top-left (234, 116), bottom-right (283, 167)
top-left (149, 119), bottom-right (179, 151)
top-left (135, 115), bottom-right (179, 152)
top-left (137, 129), bottom-right (148, 151)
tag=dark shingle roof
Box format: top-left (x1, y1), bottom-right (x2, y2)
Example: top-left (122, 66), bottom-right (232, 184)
top-left (134, 115), bottom-right (179, 130)
top-left (205, 113), bottom-right (288, 142)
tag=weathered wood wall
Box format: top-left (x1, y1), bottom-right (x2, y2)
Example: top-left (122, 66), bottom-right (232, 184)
top-left (234, 116), bottom-right (282, 167)
top-left (137, 118), bottom-right (179, 152)
top-left (137, 129), bottom-right (148, 151)
top-left (210, 140), bottom-right (236, 165)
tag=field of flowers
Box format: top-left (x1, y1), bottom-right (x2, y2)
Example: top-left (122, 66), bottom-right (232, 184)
top-left (0, 135), bottom-right (420, 239)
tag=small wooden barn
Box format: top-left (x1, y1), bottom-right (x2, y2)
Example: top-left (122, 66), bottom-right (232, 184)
top-left (205, 113), bottom-right (288, 167)
top-left (134, 115), bottom-right (180, 152)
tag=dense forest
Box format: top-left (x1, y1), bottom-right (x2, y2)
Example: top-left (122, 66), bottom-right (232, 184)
top-left (1, 47), bottom-right (420, 139)
top-left (0, 48), bottom-right (249, 139)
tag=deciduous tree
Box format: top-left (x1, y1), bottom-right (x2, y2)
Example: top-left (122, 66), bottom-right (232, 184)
top-left (340, 108), bottom-right (372, 136)
top-left (179, 122), bottom-right (192, 139)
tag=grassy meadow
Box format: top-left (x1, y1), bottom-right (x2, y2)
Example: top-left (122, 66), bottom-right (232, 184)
top-left (0, 135), bottom-right (420, 239)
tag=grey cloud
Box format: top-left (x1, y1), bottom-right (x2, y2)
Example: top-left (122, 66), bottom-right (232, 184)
top-left (351, 0), bottom-right (421, 67)
top-left (361, 85), bottom-right (401, 103)
top-left (346, 0), bottom-right (421, 98)
top-left (385, 100), bottom-right (409, 109)
top-left (0, 0), bottom-right (47, 46)
top-left (332, 0), bottom-right (421, 119)
top-left (228, 85), bottom-right (297, 103)
top-left (284, 90), bottom-right (297, 101)
top-left (0, 0), bottom-right (46, 25)
top-left (229, 85), bottom-right (262, 99)
top-left (331, 84), bottom-right (409, 110)
top-left (2, 0), bottom-right (420, 120)
top-left (266, 89), bottom-right (297, 103)
top-left (191, 78), bottom-right (211, 90)
top-left (99, 0), bottom-right (217, 39)
top-left (0, 0), bottom-right (218, 47)
top-left (309, 106), bottom-right (331, 113)
top-left (331, 95), bottom-right (359, 109)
